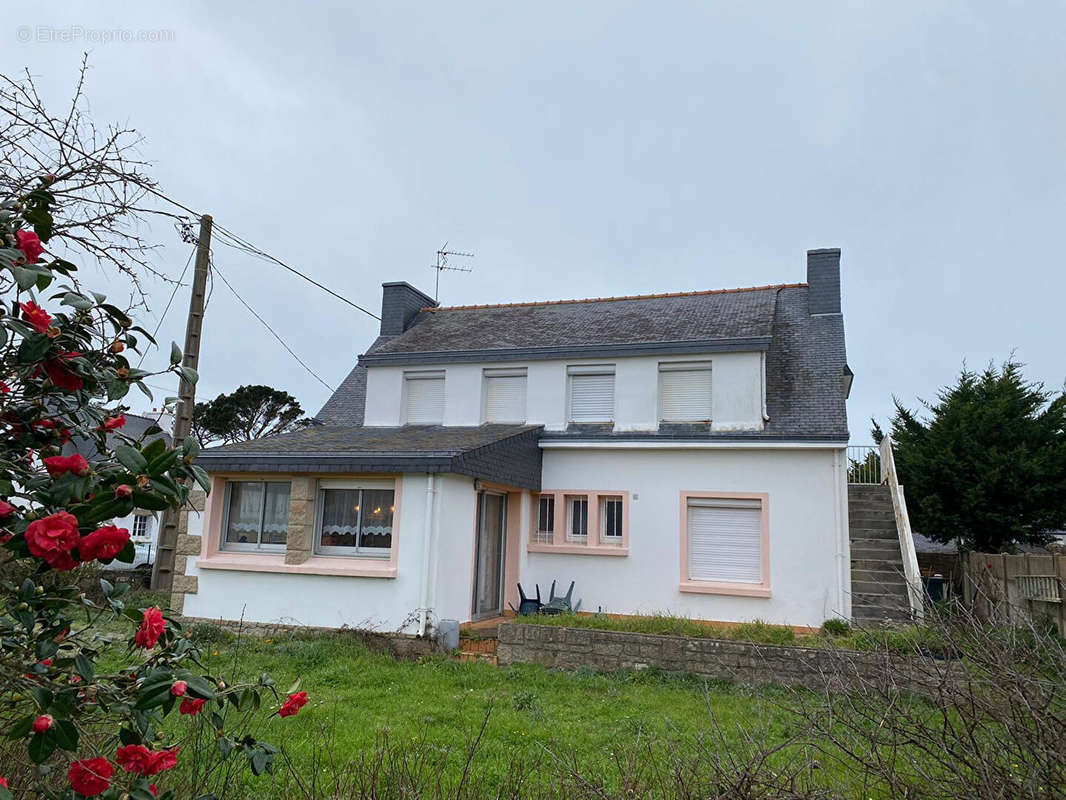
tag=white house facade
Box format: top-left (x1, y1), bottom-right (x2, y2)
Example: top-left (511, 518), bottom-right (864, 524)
top-left (184, 249), bottom-right (853, 632)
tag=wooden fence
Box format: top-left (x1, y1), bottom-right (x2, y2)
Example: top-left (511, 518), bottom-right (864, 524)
top-left (962, 551), bottom-right (1066, 636)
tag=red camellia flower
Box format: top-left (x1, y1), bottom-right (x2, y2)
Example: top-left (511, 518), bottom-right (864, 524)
top-left (278, 691), bottom-right (309, 718)
top-left (32, 714), bottom-right (54, 733)
top-left (114, 484), bottom-right (133, 499)
top-left (34, 418), bottom-right (71, 444)
top-left (79, 526), bottom-right (130, 562)
top-left (151, 748), bottom-right (179, 774)
top-left (135, 606), bottom-right (166, 649)
top-left (25, 511), bottom-right (81, 569)
top-left (115, 744), bottom-right (156, 775)
top-left (43, 351), bottom-right (84, 392)
top-left (0, 381), bottom-right (10, 394)
top-left (19, 301), bottom-right (52, 334)
top-left (43, 453), bottom-right (91, 477)
top-left (16, 229), bottom-right (44, 264)
top-left (101, 414), bottom-right (126, 431)
top-left (150, 785), bottom-right (158, 797)
top-left (0, 776), bottom-right (8, 788)
top-left (0, 500), bottom-right (15, 519)
top-left (68, 757), bottom-right (114, 796)
top-left (179, 697), bottom-right (206, 716)
top-left (170, 680), bottom-right (188, 697)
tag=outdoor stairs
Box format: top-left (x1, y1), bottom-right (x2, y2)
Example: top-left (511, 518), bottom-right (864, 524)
top-left (849, 484), bottom-right (913, 626)
top-left (457, 622), bottom-right (500, 665)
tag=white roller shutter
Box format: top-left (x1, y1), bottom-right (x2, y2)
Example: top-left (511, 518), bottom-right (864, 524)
top-left (484, 370), bottom-right (527, 422)
top-left (568, 367), bottom-right (615, 422)
top-left (404, 372), bottom-right (444, 424)
top-left (687, 498), bottom-right (763, 583)
top-left (660, 363), bottom-right (712, 422)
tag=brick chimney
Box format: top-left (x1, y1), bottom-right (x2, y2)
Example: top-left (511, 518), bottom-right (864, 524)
top-left (806, 248), bottom-right (841, 316)
top-left (379, 282), bottom-right (437, 336)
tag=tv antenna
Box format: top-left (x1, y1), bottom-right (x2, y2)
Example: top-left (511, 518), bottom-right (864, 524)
top-left (431, 242), bottom-right (474, 301)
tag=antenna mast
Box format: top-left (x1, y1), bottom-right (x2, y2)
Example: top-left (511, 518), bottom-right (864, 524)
top-left (431, 242), bottom-right (474, 301)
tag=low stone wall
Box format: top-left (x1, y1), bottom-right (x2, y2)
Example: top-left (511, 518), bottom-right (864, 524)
top-left (180, 616), bottom-right (437, 660)
top-left (497, 623), bottom-right (956, 692)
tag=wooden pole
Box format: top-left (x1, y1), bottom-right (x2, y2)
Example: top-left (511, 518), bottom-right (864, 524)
top-left (151, 214), bottom-right (212, 591)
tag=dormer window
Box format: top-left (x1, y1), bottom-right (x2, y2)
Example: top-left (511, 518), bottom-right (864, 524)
top-left (483, 368), bottom-right (527, 423)
top-left (659, 361), bottom-right (712, 423)
top-left (404, 370), bottom-right (445, 424)
top-left (567, 365), bottom-right (615, 423)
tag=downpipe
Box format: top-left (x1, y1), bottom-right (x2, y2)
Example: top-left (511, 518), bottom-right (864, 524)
top-left (418, 474), bottom-right (437, 637)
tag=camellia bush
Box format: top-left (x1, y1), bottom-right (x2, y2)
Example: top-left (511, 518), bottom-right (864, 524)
top-left (0, 181), bottom-right (307, 799)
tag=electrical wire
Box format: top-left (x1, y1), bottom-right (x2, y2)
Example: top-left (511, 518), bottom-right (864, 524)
top-left (209, 257), bottom-right (336, 393)
top-left (136, 244), bottom-right (196, 369)
top-left (1, 105), bottom-right (381, 321)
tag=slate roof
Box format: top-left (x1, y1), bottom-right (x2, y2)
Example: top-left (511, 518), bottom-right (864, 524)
top-left (359, 285), bottom-right (794, 365)
top-left (197, 424), bottom-right (543, 489)
top-left (66, 413), bottom-right (173, 463)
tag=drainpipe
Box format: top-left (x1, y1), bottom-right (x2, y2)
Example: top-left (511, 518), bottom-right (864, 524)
top-left (833, 449), bottom-right (850, 620)
top-left (418, 473), bottom-right (438, 637)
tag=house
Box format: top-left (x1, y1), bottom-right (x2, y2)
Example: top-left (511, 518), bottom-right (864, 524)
top-left (68, 411), bottom-right (172, 569)
top-left (177, 248), bottom-right (855, 632)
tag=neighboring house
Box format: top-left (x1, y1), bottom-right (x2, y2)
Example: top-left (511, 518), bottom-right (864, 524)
top-left (182, 249), bottom-right (853, 632)
top-left (68, 412), bottom-right (172, 569)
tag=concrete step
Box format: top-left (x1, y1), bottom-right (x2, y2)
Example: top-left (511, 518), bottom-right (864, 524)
top-left (851, 558), bottom-right (903, 573)
top-left (848, 526), bottom-right (899, 541)
top-left (457, 652), bottom-right (498, 665)
top-left (458, 637), bottom-right (498, 656)
top-left (852, 580), bottom-right (909, 597)
top-left (852, 603), bottom-right (913, 624)
top-left (849, 510), bottom-right (896, 523)
top-left (847, 497), bottom-right (894, 509)
top-left (853, 590), bottom-right (910, 608)
top-left (850, 538), bottom-right (904, 556)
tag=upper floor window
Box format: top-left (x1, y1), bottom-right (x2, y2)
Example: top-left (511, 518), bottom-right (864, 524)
top-left (659, 361), bottom-right (712, 422)
top-left (483, 368), bottom-right (527, 423)
top-left (222, 481), bottom-right (290, 551)
top-left (404, 370), bottom-right (445, 424)
top-left (567, 364), bottom-right (615, 423)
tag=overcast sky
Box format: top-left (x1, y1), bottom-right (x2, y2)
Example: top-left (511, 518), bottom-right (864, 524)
top-left (7, 2), bottom-right (1065, 439)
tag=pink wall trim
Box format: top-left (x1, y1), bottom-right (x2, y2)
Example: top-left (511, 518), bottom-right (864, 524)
top-left (678, 491), bottom-right (771, 598)
top-left (529, 489), bottom-right (629, 555)
top-left (199, 472), bottom-right (402, 574)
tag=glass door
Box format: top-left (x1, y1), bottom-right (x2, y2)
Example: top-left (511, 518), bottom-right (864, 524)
top-left (472, 491), bottom-right (507, 619)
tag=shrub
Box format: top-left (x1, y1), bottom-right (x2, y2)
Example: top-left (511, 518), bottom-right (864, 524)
top-left (728, 620), bottom-right (796, 646)
top-left (189, 621), bottom-right (236, 645)
top-left (820, 618), bottom-right (851, 637)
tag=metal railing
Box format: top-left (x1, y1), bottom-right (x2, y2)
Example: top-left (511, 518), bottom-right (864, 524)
top-left (846, 445), bottom-right (882, 484)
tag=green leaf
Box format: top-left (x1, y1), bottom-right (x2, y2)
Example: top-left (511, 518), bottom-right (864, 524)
top-left (112, 540), bottom-right (136, 564)
top-left (61, 292), bottom-right (94, 311)
top-left (17, 333), bottom-right (51, 363)
top-left (99, 578), bottom-right (114, 597)
top-left (142, 437), bottom-right (168, 462)
top-left (75, 654), bottom-right (95, 681)
top-left (177, 365), bottom-right (199, 385)
top-left (190, 465), bottom-right (212, 493)
top-left (184, 676), bottom-right (217, 700)
top-left (115, 445), bottom-right (149, 474)
top-left (132, 491), bottom-right (170, 511)
top-left (250, 748), bottom-right (269, 776)
top-left (12, 266), bottom-right (39, 290)
top-left (53, 718), bottom-right (79, 751)
top-left (28, 731), bottom-right (57, 763)
top-left (6, 715), bottom-right (34, 740)
top-left (170, 341), bottom-right (182, 366)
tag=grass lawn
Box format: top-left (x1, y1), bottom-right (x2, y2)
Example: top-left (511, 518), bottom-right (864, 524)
top-left (134, 624), bottom-right (835, 798)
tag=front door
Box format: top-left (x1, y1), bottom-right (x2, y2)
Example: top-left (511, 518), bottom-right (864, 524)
top-left (472, 491), bottom-right (507, 619)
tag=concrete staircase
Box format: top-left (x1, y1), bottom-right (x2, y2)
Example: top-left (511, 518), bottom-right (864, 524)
top-left (849, 484), bottom-right (913, 626)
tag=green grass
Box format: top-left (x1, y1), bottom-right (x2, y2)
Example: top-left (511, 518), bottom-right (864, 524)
top-left (116, 626), bottom-right (827, 798)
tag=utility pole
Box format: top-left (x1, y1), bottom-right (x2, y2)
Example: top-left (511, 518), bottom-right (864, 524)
top-left (152, 214), bottom-right (212, 591)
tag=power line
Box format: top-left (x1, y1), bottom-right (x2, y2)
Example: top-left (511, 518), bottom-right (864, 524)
top-left (209, 257), bottom-right (336, 393)
top-left (136, 243), bottom-right (196, 369)
top-left (1, 105), bottom-right (380, 321)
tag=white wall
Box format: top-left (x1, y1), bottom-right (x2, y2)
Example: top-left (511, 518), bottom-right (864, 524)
top-left (523, 447), bottom-right (848, 627)
top-left (362, 352), bottom-right (765, 431)
top-left (182, 473), bottom-right (479, 632)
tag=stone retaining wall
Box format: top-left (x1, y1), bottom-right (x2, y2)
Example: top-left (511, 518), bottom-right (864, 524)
top-left (181, 616), bottom-right (437, 660)
top-left (497, 623), bottom-right (956, 692)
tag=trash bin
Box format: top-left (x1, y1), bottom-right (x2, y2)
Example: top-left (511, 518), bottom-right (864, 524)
top-left (924, 574), bottom-right (947, 603)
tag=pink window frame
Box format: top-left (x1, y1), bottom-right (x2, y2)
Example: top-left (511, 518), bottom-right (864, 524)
top-left (527, 490), bottom-right (629, 556)
top-left (679, 491), bottom-right (771, 597)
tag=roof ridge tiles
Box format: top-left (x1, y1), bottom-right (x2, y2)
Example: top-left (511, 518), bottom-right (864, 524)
top-left (423, 282), bottom-right (807, 312)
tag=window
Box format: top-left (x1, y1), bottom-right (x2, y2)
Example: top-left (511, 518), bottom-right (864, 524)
top-left (404, 371), bottom-right (445, 424)
top-left (600, 496), bottom-right (624, 543)
top-left (222, 481), bottom-right (290, 551)
top-left (535, 495), bottom-right (554, 543)
top-left (131, 515), bottom-right (152, 540)
top-left (685, 497), bottom-right (764, 585)
top-left (316, 482), bottom-right (395, 557)
top-left (529, 490), bottom-right (628, 554)
top-left (659, 361), bottom-right (712, 422)
top-left (567, 365), bottom-right (615, 423)
top-left (483, 368), bottom-right (527, 423)
top-left (565, 496), bottom-right (589, 541)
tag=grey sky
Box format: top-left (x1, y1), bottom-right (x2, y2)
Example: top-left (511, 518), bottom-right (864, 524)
top-left (7, 2), bottom-right (1065, 439)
